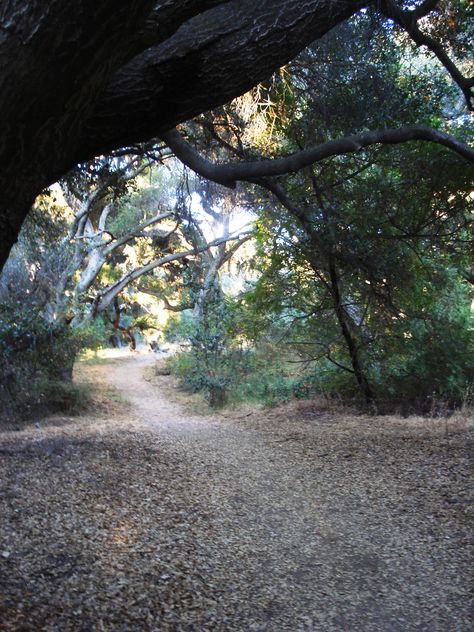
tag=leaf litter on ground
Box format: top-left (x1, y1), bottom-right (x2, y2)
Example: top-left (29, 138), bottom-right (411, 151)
top-left (0, 353), bottom-right (472, 631)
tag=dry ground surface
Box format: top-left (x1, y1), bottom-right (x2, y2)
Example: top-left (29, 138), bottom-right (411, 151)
top-left (0, 350), bottom-right (472, 631)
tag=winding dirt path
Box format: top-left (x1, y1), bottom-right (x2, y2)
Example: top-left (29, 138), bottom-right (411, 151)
top-left (106, 353), bottom-right (472, 631)
top-left (1, 352), bottom-right (472, 631)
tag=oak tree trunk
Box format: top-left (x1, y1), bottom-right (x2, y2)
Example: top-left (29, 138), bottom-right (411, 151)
top-left (0, 0), bottom-right (364, 268)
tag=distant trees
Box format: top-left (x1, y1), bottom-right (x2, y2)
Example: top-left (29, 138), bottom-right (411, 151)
top-left (0, 154), bottom-right (249, 417)
top-left (164, 12), bottom-right (473, 408)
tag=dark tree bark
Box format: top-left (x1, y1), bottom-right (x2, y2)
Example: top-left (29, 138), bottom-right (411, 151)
top-left (161, 126), bottom-right (474, 187)
top-left (326, 258), bottom-right (374, 404)
top-left (0, 0), bottom-right (364, 269)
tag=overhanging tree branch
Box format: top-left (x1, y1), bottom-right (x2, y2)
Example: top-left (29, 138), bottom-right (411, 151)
top-left (1, 0), bottom-right (367, 270)
top-left (412, 0), bottom-right (440, 20)
top-left (82, 0), bottom-right (363, 158)
top-left (92, 231), bottom-right (251, 314)
top-left (161, 125), bottom-right (474, 188)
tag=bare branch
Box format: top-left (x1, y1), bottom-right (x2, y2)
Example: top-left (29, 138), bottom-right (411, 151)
top-left (161, 125), bottom-right (474, 188)
top-left (219, 235), bottom-right (252, 266)
top-left (82, 0), bottom-right (362, 158)
top-left (93, 231), bottom-right (251, 314)
top-left (326, 353), bottom-right (355, 374)
top-left (412, 0), bottom-right (439, 20)
top-left (163, 295), bottom-right (195, 312)
top-left (104, 210), bottom-right (173, 254)
top-left (136, 285), bottom-right (194, 311)
top-left (98, 202), bottom-right (115, 232)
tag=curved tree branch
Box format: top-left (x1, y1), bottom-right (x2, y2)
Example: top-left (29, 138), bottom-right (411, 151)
top-left (93, 231), bottom-right (251, 314)
top-left (80, 0), bottom-right (365, 159)
top-left (103, 211), bottom-right (173, 254)
top-left (161, 125), bottom-right (474, 188)
top-left (0, 0), bottom-right (365, 269)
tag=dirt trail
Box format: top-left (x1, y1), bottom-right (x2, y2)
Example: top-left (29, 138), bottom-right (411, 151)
top-left (106, 353), bottom-right (216, 436)
top-left (108, 353), bottom-right (472, 631)
top-left (1, 352), bottom-right (472, 631)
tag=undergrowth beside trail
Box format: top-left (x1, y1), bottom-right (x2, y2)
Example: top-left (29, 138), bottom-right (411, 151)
top-left (0, 357), bottom-right (130, 431)
top-left (166, 344), bottom-right (474, 418)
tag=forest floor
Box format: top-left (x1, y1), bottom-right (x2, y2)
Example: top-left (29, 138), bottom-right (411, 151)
top-left (0, 350), bottom-right (472, 632)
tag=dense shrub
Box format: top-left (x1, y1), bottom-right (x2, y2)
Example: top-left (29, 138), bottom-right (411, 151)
top-left (169, 337), bottom-right (308, 408)
top-left (0, 301), bottom-right (98, 422)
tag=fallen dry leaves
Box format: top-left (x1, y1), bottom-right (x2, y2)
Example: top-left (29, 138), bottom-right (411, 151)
top-left (0, 354), bottom-right (472, 631)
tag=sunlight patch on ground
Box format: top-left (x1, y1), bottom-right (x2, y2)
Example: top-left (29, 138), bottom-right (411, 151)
top-left (79, 346), bottom-right (148, 362)
top-left (79, 344), bottom-right (180, 364)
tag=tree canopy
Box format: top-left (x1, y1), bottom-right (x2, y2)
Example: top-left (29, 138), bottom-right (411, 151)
top-left (0, 0), bottom-right (473, 417)
top-left (1, 0), bottom-right (473, 267)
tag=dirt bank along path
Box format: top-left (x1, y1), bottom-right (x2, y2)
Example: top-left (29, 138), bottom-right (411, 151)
top-left (1, 351), bottom-right (472, 631)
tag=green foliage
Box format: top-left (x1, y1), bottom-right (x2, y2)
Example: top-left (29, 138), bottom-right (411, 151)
top-left (2, 8), bottom-right (473, 420)
top-left (375, 275), bottom-right (474, 408)
top-left (170, 336), bottom-right (323, 408)
top-left (0, 300), bottom-right (99, 421)
top-left (109, 168), bottom-right (176, 239)
top-left (226, 346), bottom-right (301, 407)
top-left (166, 295), bottom-right (296, 408)
top-left (168, 350), bottom-right (195, 379)
top-left (224, 15), bottom-right (474, 411)
top-left (186, 296), bottom-right (234, 407)
top-left (163, 311), bottom-right (195, 342)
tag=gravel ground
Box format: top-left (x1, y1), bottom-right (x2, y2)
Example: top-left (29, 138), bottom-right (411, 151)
top-left (0, 352), bottom-right (472, 631)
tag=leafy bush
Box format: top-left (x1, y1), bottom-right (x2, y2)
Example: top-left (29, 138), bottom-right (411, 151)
top-left (373, 283), bottom-right (474, 412)
top-left (0, 301), bottom-right (98, 422)
top-left (187, 300), bottom-right (232, 407)
top-left (162, 311), bottom-right (195, 342)
top-left (167, 352), bottom-right (195, 381)
top-left (165, 296), bottom-right (237, 407)
top-left (169, 337), bottom-right (309, 408)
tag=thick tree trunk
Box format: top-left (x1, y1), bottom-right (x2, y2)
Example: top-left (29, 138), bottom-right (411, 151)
top-left (0, 188), bottom-right (43, 271)
top-left (0, 0), bottom-right (364, 269)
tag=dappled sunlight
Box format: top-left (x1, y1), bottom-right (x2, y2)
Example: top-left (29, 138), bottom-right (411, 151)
top-left (80, 347), bottom-right (139, 362)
